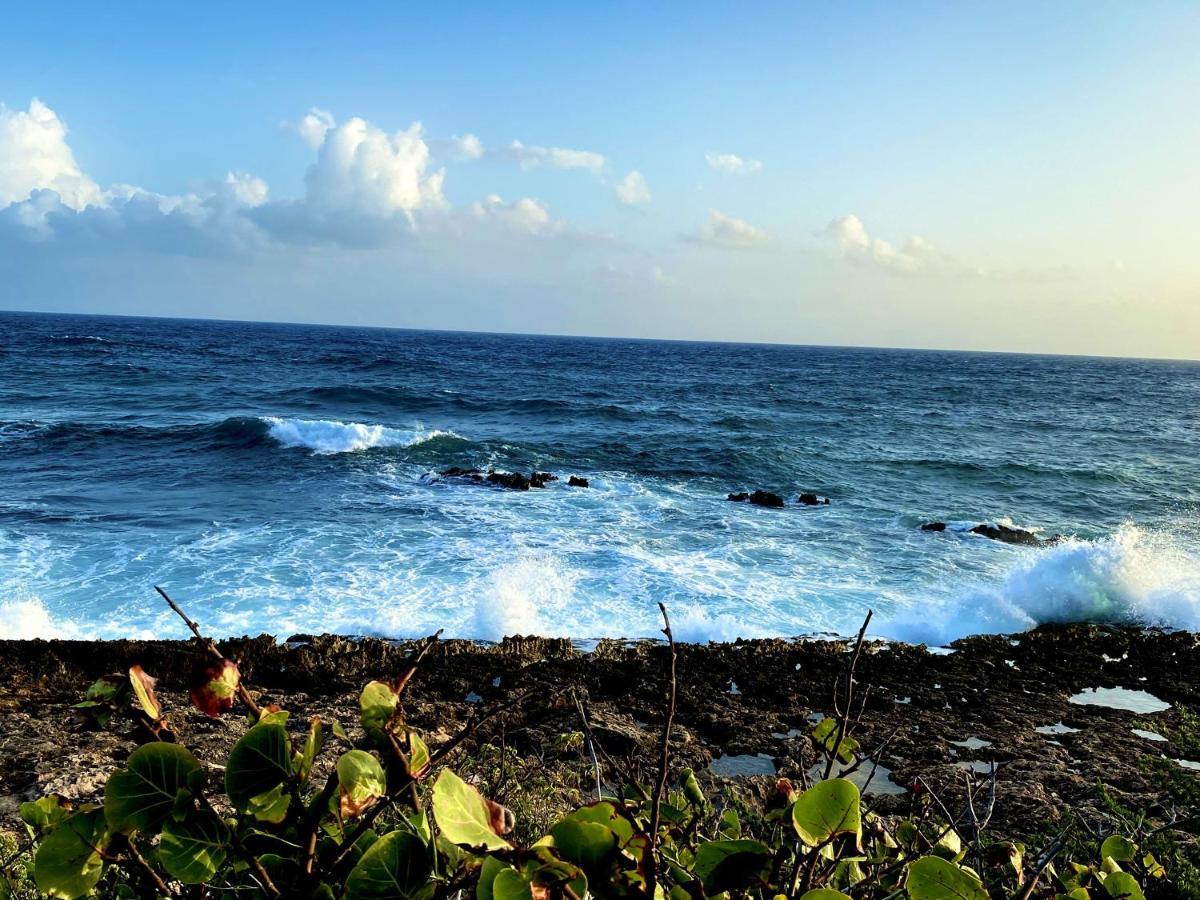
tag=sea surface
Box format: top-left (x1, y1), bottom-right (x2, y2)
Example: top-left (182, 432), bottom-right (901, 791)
top-left (1, 311), bottom-right (1198, 644)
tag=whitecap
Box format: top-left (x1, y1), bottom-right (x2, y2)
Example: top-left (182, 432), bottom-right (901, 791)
top-left (0, 597), bottom-right (83, 639)
top-left (263, 417), bottom-right (455, 454)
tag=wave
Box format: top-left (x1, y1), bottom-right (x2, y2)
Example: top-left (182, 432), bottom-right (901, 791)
top-left (50, 334), bottom-right (113, 346)
top-left (0, 597), bottom-right (83, 639)
top-left (881, 524), bottom-right (1200, 645)
top-left (263, 417), bottom-right (458, 454)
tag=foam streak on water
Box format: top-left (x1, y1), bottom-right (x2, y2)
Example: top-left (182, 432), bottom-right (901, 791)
top-left (1, 311), bottom-right (1198, 642)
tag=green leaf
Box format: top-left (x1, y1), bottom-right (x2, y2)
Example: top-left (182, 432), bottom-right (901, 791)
top-left (159, 810), bottom-right (230, 884)
top-left (477, 856), bottom-right (509, 900)
top-left (104, 742), bottom-right (201, 835)
top-left (1101, 836), bottom-right (1138, 864)
top-left (407, 731), bottom-right (432, 780)
top-left (800, 891), bottom-right (853, 900)
top-left (431, 770), bottom-right (512, 851)
top-left (360, 680), bottom-right (399, 735)
top-left (226, 723), bottom-right (293, 821)
top-left (1103, 871), bottom-right (1145, 900)
top-left (812, 718), bottom-right (860, 763)
top-left (20, 795), bottom-right (69, 834)
top-left (492, 869), bottom-right (534, 900)
top-left (905, 856), bottom-right (989, 900)
top-left (345, 830), bottom-right (432, 899)
top-left (550, 818), bottom-right (618, 873)
top-left (34, 808), bottom-right (109, 899)
top-left (296, 716), bottom-right (324, 784)
top-left (693, 839), bottom-right (773, 894)
top-left (791, 778), bottom-right (862, 848)
top-left (338, 750), bottom-right (387, 818)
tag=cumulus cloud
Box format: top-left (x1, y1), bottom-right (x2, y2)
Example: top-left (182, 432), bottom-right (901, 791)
top-left (469, 194), bottom-right (560, 235)
top-left (500, 140), bottom-right (605, 172)
top-left (615, 170), bottom-right (650, 206)
top-left (297, 107), bottom-right (335, 149)
top-left (819, 214), bottom-right (941, 274)
top-left (303, 113), bottom-right (445, 219)
top-left (0, 99), bottom-right (102, 210)
top-left (449, 133), bottom-right (484, 160)
top-left (684, 209), bottom-right (767, 249)
top-left (705, 152), bottom-right (761, 175)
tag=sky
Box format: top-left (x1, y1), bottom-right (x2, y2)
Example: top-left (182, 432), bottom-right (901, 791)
top-left (1, 2), bottom-right (1198, 358)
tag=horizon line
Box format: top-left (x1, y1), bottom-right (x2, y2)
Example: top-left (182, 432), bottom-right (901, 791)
top-left (2, 306), bottom-right (1197, 366)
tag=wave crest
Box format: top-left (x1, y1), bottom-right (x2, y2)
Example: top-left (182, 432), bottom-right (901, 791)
top-left (263, 417), bottom-right (456, 454)
top-left (883, 524), bottom-right (1200, 645)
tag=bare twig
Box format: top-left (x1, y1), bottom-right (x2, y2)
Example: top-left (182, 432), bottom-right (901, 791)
top-left (155, 585), bottom-right (261, 718)
top-left (573, 691), bottom-right (603, 801)
top-left (823, 610), bottom-right (874, 780)
top-left (644, 602), bottom-right (678, 900)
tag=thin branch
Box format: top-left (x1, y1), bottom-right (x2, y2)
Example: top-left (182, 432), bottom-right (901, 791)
top-left (645, 602), bottom-right (678, 900)
top-left (823, 610), bottom-right (873, 780)
top-left (155, 585), bottom-right (261, 718)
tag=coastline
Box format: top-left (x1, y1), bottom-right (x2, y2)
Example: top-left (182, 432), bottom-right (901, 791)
top-left (3, 623), bottom-right (1196, 839)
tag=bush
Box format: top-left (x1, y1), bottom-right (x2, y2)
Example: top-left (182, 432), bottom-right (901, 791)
top-left (0, 602), bottom-right (1182, 899)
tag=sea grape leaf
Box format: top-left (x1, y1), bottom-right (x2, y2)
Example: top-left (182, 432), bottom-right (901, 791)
top-left (904, 856), bottom-right (989, 900)
top-left (693, 839), bottom-right (773, 894)
top-left (360, 681), bottom-right (399, 735)
top-left (492, 869), bottom-right (534, 900)
top-left (477, 856), bottom-right (508, 900)
top-left (159, 809), bottom-right (230, 884)
top-left (431, 770), bottom-right (512, 851)
top-left (406, 730), bottom-right (432, 780)
top-left (800, 891), bottom-right (853, 900)
top-left (189, 658), bottom-right (240, 717)
top-left (345, 830), bottom-right (432, 899)
top-left (34, 808), bottom-right (109, 899)
top-left (549, 818), bottom-right (619, 873)
top-left (811, 717), bottom-right (859, 763)
top-left (1103, 871), bottom-right (1145, 900)
top-left (791, 778), bottom-right (862, 849)
top-left (1101, 835), bottom-right (1137, 864)
top-left (226, 723), bottom-right (293, 821)
top-left (337, 750), bottom-right (387, 819)
top-left (104, 742), bottom-right (201, 834)
top-left (296, 716), bottom-right (324, 784)
top-left (128, 665), bottom-right (161, 720)
top-left (20, 795), bottom-right (69, 835)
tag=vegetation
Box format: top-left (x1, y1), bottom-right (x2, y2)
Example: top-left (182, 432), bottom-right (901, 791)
top-left (0, 597), bottom-right (1189, 899)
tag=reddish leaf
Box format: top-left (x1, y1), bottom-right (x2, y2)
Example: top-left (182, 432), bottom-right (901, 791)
top-left (188, 658), bottom-right (241, 718)
top-left (485, 798), bottom-right (515, 836)
top-left (128, 665), bottom-right (161, 721)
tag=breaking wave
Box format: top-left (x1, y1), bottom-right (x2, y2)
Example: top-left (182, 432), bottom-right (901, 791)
top-left (881, 524), bottom-right (1200, 645)
top-left (263, 417), bottom-right (458, 454)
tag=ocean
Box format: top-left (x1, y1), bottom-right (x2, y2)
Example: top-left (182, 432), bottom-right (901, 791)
top-left (1, 310), bottom-right (1198, 644)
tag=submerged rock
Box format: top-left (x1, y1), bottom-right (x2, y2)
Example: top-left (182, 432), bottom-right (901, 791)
top-left (728, 490), bottom-right (786, 508)
top-left (797, 493), bottom-right (830, 506)
top-left (486, 471), bottom-right (531, 491)
top-left (530, 472), bottom-right (558, 488)
top-left (567, 476), bottom-right (589, 488)
top-left (921, 521), bottom-right (1059, 546)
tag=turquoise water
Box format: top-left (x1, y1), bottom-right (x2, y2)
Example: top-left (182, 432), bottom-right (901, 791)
top-left (1, 311), bottom-right (1198, 643)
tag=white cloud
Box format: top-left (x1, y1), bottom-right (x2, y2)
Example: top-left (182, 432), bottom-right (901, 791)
top-left (684, 209), bottom-right (767, 249)
top-left (470, 194), bottom-right (560, 235)
top-left (297, 108), bottom-right (335, 150)
top-left (0, 99), bottom-right (102, 211)
top-left (500, 140), bottom-right (605, 172)
top-left (303, 113), bottom-right (445, 219)
top-left (819, 214), bottom-right (940, 274)
top-left (450, 133), bottom-right (484, 160)
top-left (615, 170), bottom-right (650, 206)
top-left (705, 152), bottom-right (762, 175)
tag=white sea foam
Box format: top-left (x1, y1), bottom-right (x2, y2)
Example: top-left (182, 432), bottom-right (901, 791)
top-left (0, 597), bottom-right (83, 639)
top-left (471, 553), bottom-right (580, 640)
top-left (882, 524), bottom-right (1200, 645)
top-left (263, 417), bottom-right (454, 454)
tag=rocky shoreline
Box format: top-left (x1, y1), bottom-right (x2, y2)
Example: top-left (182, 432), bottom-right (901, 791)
top-left (2, 625), bottom-right (1197, 843)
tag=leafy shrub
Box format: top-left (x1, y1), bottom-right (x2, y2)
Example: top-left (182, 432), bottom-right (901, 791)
top-left (0, 601), bottom-right (1182, 899)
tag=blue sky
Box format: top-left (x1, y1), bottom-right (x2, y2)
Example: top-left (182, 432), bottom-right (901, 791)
top-left (2, 2), bottom-right (1198, 357)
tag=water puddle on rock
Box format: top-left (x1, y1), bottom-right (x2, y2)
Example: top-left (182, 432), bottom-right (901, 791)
top-left (808, 760), bottom-right (907, 796)
top-left (1069, 687), bottom-right (1169, 713)
top-left (956, 760), bottom-right (994, 775)
top-left (710, 754), bottom-right (776, 777)
top-left (1176, 759), bottom-right (1200, 771)
top-left (1132, 728), bottom-right (1167, 742)
top-left (949, 737), bottom-right (992, 750)
top-left (1036, 722), bottom-right (1080, 735)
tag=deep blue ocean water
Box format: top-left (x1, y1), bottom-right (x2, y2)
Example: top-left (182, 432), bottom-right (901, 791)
top-left (2, 311), bottom-right (1198, 643)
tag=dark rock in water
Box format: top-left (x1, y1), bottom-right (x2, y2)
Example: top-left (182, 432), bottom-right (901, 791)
top-left (921, 520), bottom-right (1060, 546)
top-left (438, 466), bottom-right (485, 483)
top-left (530, 472), bottom-right (558, 488)
top-left (727, 490), bottom-right (786, 508)
top-left (486, 471), bottom-right (531, 491)
top-left (567, 476), bottom-right (589, 488)
top-left (797, 493), bottom-right (830, 506)
top-left (970, 523), bottom-right (1043, 546)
